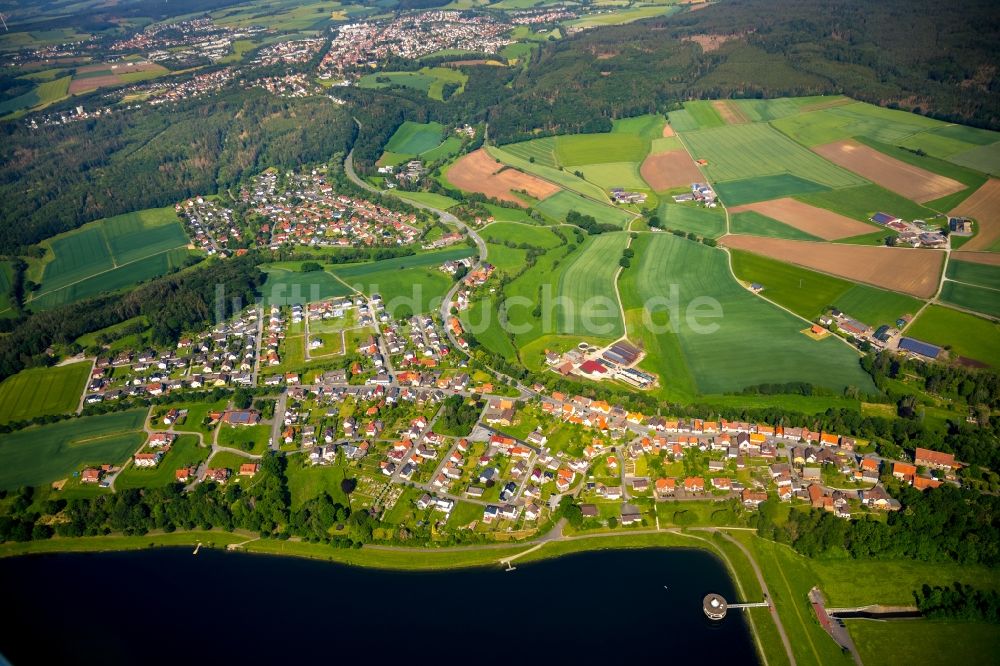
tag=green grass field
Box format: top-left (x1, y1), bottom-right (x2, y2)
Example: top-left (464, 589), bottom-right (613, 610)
top-left (261, 267), bottom-right (354, 306)
top-left (612, 114), bottom-right (666, 142)
top-left (796, 183), bottom-right (933, 224)
top-left (907, 305), bottom-right (999, 365)
top-left (728, 96), bottom-right (846, 123)
top-left (28, 207), bottom-right (191, 309)
top-left (939, 281), bottom-right (1000, 318)
top-left (482, 222), bottom-right (563, 248)
top-left (0, 75), bottom-right (70, 116)
top-left (217, 424), bottom-right (272, 455)
top-left (683, 100), bottom-right (726, 129)
top-left (420, 136), bottom-right (463, 163)
top-left (535, 190), bottom-right (634, 228)
top-left (557, 233), bottom-right (628, 337)
top-left (503, 243), bottom-right (579, 347)
top-left (496, 137), bottom-right (559, 168)
top-left (576, 161), bottom-right (649, 191)
top-left (657, 202), bottom-right (727, 238)
top-left (114, 435), bottom-right (208, 490)
top-left (730, 251), bottom-right (922, 325)
top-left (384, 121), bottom-right (446, 155)
top-left (332, 247), bottom-right (475, 316)
top-left (772, 100), bottom-right (945, 147)
top-left (849, 620), bottom-right (1000, 665)
top-left (462, 297), bottom-right (517, 359)
top-left (359, 67), bottom-right (467, 101)
top-left (0, 409), bottom-right (147, 490)
top-left (484, 243), bottom-right (528, 275)
top-left (555, 133), bottom-right (648, 166)
top-left (620, 234), bottom-right (875, 395)
top-left (285, 458), bottom-right (349, 509)
top-left (680, 123), bottom-right (866, 188)
top-left (731, 211), bottom-right (822, 241)
top-left (0, 362), bottom-right (91, 424)
top-left (392, 190), bottom-right (460, 210)
top-left (946, 260), bottom-right (1000, 290)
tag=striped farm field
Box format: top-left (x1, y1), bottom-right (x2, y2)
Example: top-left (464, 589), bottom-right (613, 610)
top-left (657, 202), bottom-right (727, 238)
top-left (28, 207), bottom-right (191, 309)
top-left (772, 100), bottom-right (945, 147)
top-left (557, 233), bottom-right (629, 338)
top-left (0, 362), bottom-right (91, 424)
top-left (730, 211), bottom-right (822, 241)
top-left (680, 123), bottom-right (866, 188)
top-left (384, 121), bottom-right (445, 155)
top-left (946, 260), bottom-right (1000, 291)
top-left (619, 234), bottom-right (874, 395)
top-left (498, 137), bottom-right (559, 168)
top-left (487, 145), bottom-right (611, 202)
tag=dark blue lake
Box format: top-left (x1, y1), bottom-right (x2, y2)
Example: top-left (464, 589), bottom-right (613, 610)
top-left (0, 546), bottom-right (757, 665)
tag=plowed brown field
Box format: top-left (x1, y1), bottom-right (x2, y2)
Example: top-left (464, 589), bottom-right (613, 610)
top-left (729, 197), bottom-right (875, 240)
top-left (813, 139), bottom-right (965, 203)
top-left (640, 150), bottom-right (703, 192)
top-left (719, 235), bottom-right (944, 298)
top-left (950, 178), bottom-right (1000, 252)
top-left (446, 149), bottom-right (560, 205)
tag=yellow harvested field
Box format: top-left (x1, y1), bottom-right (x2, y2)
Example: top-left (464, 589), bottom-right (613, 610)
top-left (729, 197), bottom-right (875, 240)
top-left (950, 178), bottom-right (1000, 252)
top-left (719, 235), bottom-right (944, 298)
top-left (813, 139), bottom-right (966, 203)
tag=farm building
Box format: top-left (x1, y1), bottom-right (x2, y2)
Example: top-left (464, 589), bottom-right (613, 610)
top-left (871, 212), bottom-right (900, 225)
top-left (898, 337), bottom-right (942, 360)
top-left (603, 340), bottom-right (641, 366)
top-left (949, 217), bottom-right (973, 235)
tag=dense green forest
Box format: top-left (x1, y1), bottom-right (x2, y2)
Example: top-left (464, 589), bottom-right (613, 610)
top-left (485, 0), bottom-right (1000, 142)
top-left (0, 91), bottom-right (354, 253)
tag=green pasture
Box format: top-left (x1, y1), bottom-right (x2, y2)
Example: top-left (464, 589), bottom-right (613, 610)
top-left (946, 260), bottom-right (1000, 290)
top-left (0, 75), bottom-right (70, 116)
top-left (796, 184), bottom-right (933, 224)
top-left (730, 211), bottom-right (822, 241)
top-left (261, 267), bottom-right (353, 306)
top-left (496, 137), bottom-right (559, 168)
top-left (577, 161), bottom-right (649, 191)
top-left (385, 121), bottom-right (446, 155)
top-left (392, 190), bottom-right (460, 209)
top-left (359, 67), bottom-right (466, 101)
top-left (285, 459), bottom-right (349, 509)
top-left (0, 409), bottom-right (148, 490)
top-left (730, 251), bottom-right (922, 325)
top-left (482, 221), bottom-right (563, 248)
top-left (0, 362), bottom-right (91, 424)
top-left (939, 281), bottom-right (1000, 318)
top-left (714, 174), bottom-right (831, 206)
top-left (683, 100), bottom-right (725, 129)
top-left (907, 305), bottom-right (999, 365)
top-left (620, 234), bottom-right (874, 395)
top-left (557, 233), bottom-right (628, 337)
top-left (612, 114), bottom-right (666, 141)
top-left (657, 202), bottom-right (727, 238)
top-left (535, 190), bottom-right (634, 227)
top-left (772, 100), bottom-right (945, 147)
top-left (555, 133), bottom-right (647, 166)
top-left (420, 136), bottom-right (463, 163)
top-left (462, 297), bottom-right (517, 360)
top-left (564, 4), bottom-right (680, 29)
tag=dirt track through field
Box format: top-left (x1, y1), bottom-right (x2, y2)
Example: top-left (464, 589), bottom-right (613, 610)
top-left (729, 197), bottom-right (875, 240)
top-left (950, 178), bottom-right (1000, 252)
top-left (640, 150), bottom-right (703, 192)
top-left (446, 149), bottom-right (560, 205)
top-left (719, 235), bottom-right (944, 298)
top-left (813, 139), bottom-right (966, 203)
top-left (712, 100), bottom-right (749, 125)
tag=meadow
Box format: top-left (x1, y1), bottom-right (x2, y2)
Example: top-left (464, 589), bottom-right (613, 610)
top-left (0, 362), bottom-right (91, 424)
top-left (0, 409), bottom-right (148, 490)
top-left (535, 190), bottom-right (634, 227)
top-left (939, 281), bottom-right (1000, 318)
top-left (730, 251), bottom-right (922, 325)
top-left (359, 67), bottom-right (467, 101)
top-left (482, 222), bottom-right (563, 248)
top-left (557, 233), bottom-right (628, 338)
top-left (462, 297), bottom-right (517, 360)
top-left (503, 242), bottom-right (580, 347)
top-left (657, 202), bottom-right (727, 238)
top-left (555, 133), bottom-right (648, 166)
top-left (946, 259), bottom-right (1000, 290)
top-left (679, 123), bottom-right (866, 189)
top-left (576, 162), bottom-right (649, 191)
top-left (332, 247), bottom-right (475, 316)
top-left (0, 75), bottom-right (71, 117)
top-left (261, 266), bottom-right (353, 306)
top-left (907, 305), bottom-right (999, 365)
top-left (772, 100), bottom-right (945, 147)
top-left (27, 207), bottom-right (191, 309)
top-left (114, 435), bottom-right (208, 490)
top-left (384, 121), bottom-right (446, 155)
top-left (620, 234), bottom-right (875, 395)
top-left (730, 211), bottom-right (821, 241)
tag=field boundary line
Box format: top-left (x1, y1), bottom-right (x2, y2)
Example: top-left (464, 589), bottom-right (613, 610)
top-left (27, 243), bottom-right (189, 303)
